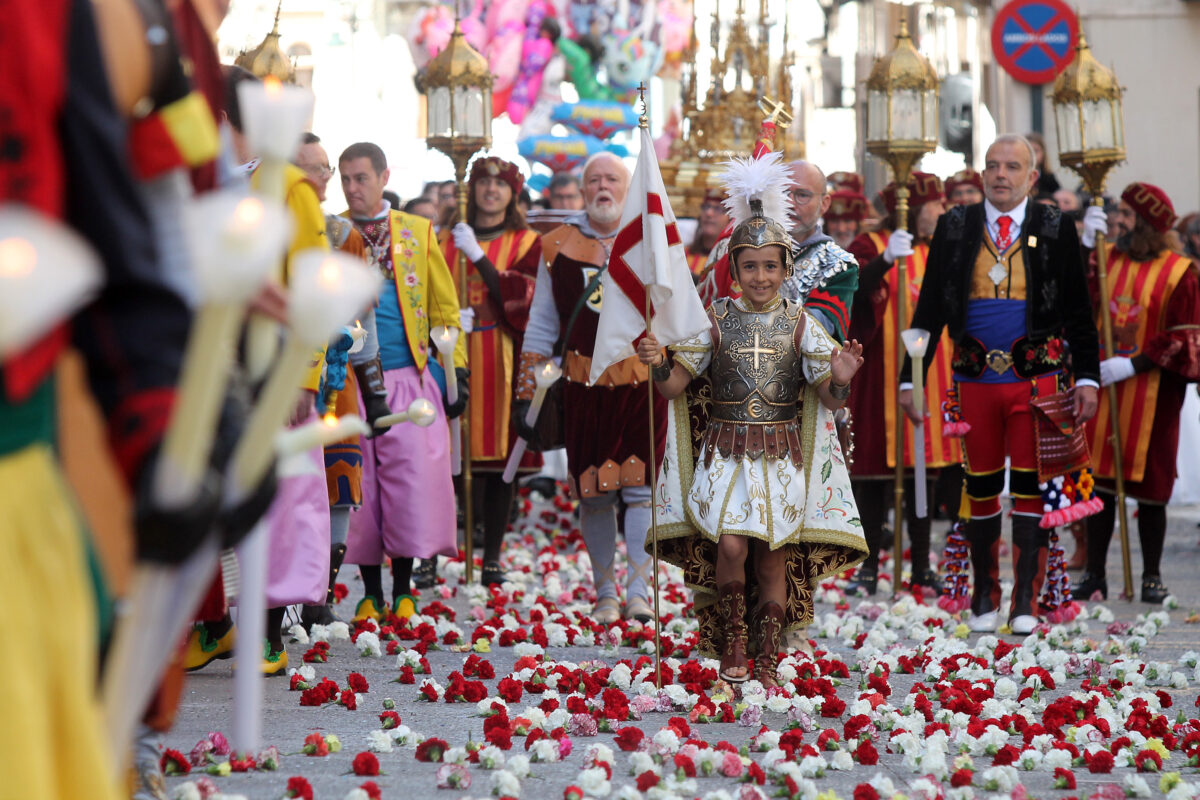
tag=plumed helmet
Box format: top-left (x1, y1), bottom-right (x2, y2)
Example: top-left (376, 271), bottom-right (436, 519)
top-left (720, 151), bottom-right (796, 277)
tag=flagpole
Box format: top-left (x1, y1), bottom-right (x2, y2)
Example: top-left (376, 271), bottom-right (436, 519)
top-left (636, 82), bottom-right (664, 691)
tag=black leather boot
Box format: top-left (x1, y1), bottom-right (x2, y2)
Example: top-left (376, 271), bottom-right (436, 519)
top-left (353, 356), bottom-right (392, 435)
top-left (968, 514), bottom-right (1003, 616)
top-left (301, 543), bottom-right (348, 631)
top-left (1010, 516), bottom-right (1049, 633)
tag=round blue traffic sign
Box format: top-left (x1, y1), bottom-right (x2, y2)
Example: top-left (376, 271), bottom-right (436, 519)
top-left (991, 0), bottom-right (1079, 85)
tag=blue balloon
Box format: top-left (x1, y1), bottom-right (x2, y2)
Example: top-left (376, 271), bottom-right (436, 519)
top-left (551, 100), bottom-right (639, 140)
top-left (517, 134), bottom-right (630, 173)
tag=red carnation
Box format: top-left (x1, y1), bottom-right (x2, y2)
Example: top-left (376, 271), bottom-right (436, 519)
top-left (821, 695), bottom-right (847, 717)
top-left (1053, 767), bottom-right (1076, 789)
top-left (950, 768), bottom-right (973, 787)
top-left (855, 740), bottom-right (879, 765)
top-left (1086, 748), bottom-right (1115, 773)
top-left (229, 752), bottom-right (256, 772)
top-left (672, 753), bottom-right (697, 777)
top-left (286, 776), bottom-right (314, 799)
top-left (636, 771), bottom-right (660, 792)
top-left (497, 677), bottom-right (523, 703)
top-left (352, 751), bottom-right (380, 776)
top-left (853, 784), bottom-right (880, 800)
top-left (347, 672), bottom-right (370, 694)
top-left (340, 688), bottom-right (358, 710)
top-left (302, 732), bottom-right (330, 757)
top-left (614, 726), bottom-right (645, 751)
top-left (1134, 749), bottom-right (1162, 772)
top-left (379, 710), bottom-right (402, 729)
top-left (160, 749), bottom-right (190, 776)
top-left (564, 786), bottom-right (585, 800)
top-left (415, 737), bottom-right (449, 762)
top-left (359, 781), bottom-right (382, 800)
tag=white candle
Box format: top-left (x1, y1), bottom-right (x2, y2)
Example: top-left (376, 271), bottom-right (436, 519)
top-left (502, 361), bottom-right (563, 483)
top-left (0, 208), bottom-right (101, 357)
top-left (431, 325), bottom-right (462, 473)
top-left (154, 192), bottom-right (289, 507)
top-left (901, 329), bottom-right (931, 520)
top-left (227, 252), bottom-right (381, 500)
top-left (374, 398), bottom-right (438, 429)
top-left (237, 77), bottom-right (314, 164)
top-left (276, 413), bottom-right (370, 458)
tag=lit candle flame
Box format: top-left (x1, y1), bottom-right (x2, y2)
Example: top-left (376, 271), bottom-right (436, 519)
top-left (323, 412), bottom-right (338, 427)
top-left (233, 197), bottom-right (265, 227)
top-left (0, 237), bottom-right (36, 278)
top-left (318, 259), bottom-right (341, 288)
top-left (542, 363), bottom-right (556, 376)
top-left (264, 75), bottom-right (283, 95)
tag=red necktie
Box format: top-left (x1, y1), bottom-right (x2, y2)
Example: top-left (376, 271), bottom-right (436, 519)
top-left (996, 215), bottom-right (1013, 251)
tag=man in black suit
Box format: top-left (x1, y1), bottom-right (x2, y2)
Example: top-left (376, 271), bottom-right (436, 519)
top-left (899, 134), bottom-right (1100, 635)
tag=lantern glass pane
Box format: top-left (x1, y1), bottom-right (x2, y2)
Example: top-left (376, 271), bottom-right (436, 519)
top-left (867, 90), bottom-right (889, 140)
top-left (892, 89), bottom-right (922, 140)
top-left (922, 89), bottom-right (938, 143)
top-left (428, 87), bottom-right (451, 138)
top-left (1082, 99), bottom-right (1114, 150)
top-left (1111, 99), bottom-right (1124, 149)
top-left (1055, 103), bottom-right (1081, 153)
top-left (455, 87), bottom-right (485, 138)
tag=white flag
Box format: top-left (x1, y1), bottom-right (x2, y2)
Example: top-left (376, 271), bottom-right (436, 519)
top-left (588, 127), bottom-right (710, 385)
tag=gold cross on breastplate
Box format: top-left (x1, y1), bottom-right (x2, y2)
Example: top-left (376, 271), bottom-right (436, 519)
top-left (733, 330), bottom-right (779, 372)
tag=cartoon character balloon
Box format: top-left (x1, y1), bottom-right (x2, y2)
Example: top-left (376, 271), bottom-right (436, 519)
top-left (507, 4), bottom-right (559, 125)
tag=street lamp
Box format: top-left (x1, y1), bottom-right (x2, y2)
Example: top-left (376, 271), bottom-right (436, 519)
top-left (424, 20), bottom-right (494, 584)
top-left (1050, 30), bottom-right (1133, 600)
top-left (864, 18), bottom-right (939, 596)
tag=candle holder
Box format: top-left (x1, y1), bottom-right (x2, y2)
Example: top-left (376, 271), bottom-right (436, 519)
top-left (0, 207), bottom-right (101, 357)
top-left (502, 361), bottom-right (563, 483)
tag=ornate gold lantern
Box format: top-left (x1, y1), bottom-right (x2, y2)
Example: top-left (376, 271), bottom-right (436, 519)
top-left (864, 18), bottom-right (940, 587)
top-left (422, 21), bottom-right (494, 584)
top-left (1051, 30), bottom-right (1133, 600)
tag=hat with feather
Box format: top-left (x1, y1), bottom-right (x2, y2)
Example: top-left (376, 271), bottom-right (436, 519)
top-left (719, 151), bottom-right (796, 277)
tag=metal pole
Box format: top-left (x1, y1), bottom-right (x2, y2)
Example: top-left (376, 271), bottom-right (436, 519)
top-left (645, 300), bottom-right (663, 691)
top-left (1091, 200), bottom-right (1134, 600)
top-left (455, 159), bottom-right (474, 584)
top-left (892, 184), bottom-right (910, 598)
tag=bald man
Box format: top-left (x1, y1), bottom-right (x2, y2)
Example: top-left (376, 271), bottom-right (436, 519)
top-left (517, 152), bottom-right (661, 626)
top-left (778, 161), bottom-right (860, 339)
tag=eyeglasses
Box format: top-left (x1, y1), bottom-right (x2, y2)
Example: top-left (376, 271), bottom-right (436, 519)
top-left (789, 189), bottom-right (819, 206)
top-left (304, 164), bottom-right (335, 178)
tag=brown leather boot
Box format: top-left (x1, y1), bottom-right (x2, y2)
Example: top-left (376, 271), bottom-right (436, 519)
top-left (754, 601), bottom-right (785, 688)
top-left (716, 582), bottom-right (749, 683)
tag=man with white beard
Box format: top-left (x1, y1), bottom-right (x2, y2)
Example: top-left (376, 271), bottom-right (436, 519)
top-left (516, 152), bottom-right (661, 625)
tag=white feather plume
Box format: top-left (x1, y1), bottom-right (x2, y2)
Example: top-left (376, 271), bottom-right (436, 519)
top-left (718, 151), bottom-right (795, 233)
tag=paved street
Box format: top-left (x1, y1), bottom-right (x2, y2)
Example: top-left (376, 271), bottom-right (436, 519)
top-left (160, 495), bottom-right (1200, 800)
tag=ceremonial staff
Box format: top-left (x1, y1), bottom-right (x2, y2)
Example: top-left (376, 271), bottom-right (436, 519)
top-left (1050, 30), bottom-right (1134, 600)
top-left (863, 19), bottom-right (939, 596)
top-left (423, 17), bottom-right (494, 583)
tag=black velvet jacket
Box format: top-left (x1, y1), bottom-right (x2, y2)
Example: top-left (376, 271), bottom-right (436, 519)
top-left (899, 201), bottom-right (1100, 384)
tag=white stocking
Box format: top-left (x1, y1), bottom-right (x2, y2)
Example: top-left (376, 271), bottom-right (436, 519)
top-left (621, 485), bottom-right (653, 602)
top-left (580, 492), bottom-right (618, 599)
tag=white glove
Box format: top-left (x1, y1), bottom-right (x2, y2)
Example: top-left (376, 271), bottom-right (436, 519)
top-left (452, 222), bottom-right (485, 263)
top-left (1099, 356), bottom-right (1136, 386)
top-left (459, 307), bottom-right (476, 334)
top-left (1081, 205), bottom-right (1107, 249)
top-left (883, 229), bottom-right (914, 264)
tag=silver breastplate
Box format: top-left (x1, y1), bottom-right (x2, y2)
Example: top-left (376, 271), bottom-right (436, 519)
top-left (709, 297), bottom-right (805, 423)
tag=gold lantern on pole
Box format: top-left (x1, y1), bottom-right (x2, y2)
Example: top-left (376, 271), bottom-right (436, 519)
top-left (864, 18), bottom-right (939, 596)
top-left (423, 19), bottom-right (494, 584)
top-left (1050, 30), bottom-right (1132, 600)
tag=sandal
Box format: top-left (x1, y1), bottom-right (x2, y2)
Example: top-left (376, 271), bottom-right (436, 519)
top-left (592, 596), bottom-right (621, 625)
top-left (717, 582), bottom-right (749, 683)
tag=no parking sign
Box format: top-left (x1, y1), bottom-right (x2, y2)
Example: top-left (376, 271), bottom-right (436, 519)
top-left (991, 0), bottom-right (1079, 85)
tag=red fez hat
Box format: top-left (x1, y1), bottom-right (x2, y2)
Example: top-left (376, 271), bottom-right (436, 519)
top-left (701, 187), bottom-right (729, 206)
top-left (824, 190), bottom-right (869, 223)
top-left (945, 168), bottom-right (983, 196)
top-left (827, 171), bottom-right (864, 194)
top-left (470, 156), bottom-right (524, 196)
top-left (880, 171), bottom-right (944, 215)
top-left (1121, 182), bottom-right (1176, 234)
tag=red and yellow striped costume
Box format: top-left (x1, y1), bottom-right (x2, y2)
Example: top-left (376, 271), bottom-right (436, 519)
top-left (440, 227), bottom-right (541, 469)
top-left (847, 231), bottom-right (962, 477)
top-left (1087, 245), bottom-right (1200, 501)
